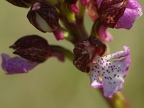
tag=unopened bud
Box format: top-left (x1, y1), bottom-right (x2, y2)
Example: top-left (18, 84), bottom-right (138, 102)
top-left (10, 35), bottom-right (51, 63)
top-left (27, 2), bottom-right (64, 40)
top-left (27, 2), bottom-right (59, 32)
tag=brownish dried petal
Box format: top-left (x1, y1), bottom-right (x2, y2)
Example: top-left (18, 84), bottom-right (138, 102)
top-left (27, 2), bottom-right (59, 32)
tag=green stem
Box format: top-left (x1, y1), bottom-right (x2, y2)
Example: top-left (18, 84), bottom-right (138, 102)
top-left (57, 2), bottom-right (88, 43)
top-left (99, 89), bottom-right (131, 108)
top-left (50, 45), bottom-right (74, 61)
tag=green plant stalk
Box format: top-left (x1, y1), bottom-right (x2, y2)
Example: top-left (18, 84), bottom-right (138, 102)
top-left (99, 88), bottom-right (131, 108)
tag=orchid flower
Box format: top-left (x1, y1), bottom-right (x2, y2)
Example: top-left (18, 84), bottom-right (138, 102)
top-left (1, 0), bottom-right (142, 107)
top-left (90, 46), bottom-right (130, 97)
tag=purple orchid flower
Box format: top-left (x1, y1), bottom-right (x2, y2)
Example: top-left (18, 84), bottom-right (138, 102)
top-left (88, 0), bottom-right (142, 29)
top-left (90, 46), bottom-right (130, 97)
top-left (115, 0), bottom-right (143, 29)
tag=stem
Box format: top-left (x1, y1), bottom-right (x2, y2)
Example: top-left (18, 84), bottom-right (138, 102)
top-left (99, 88), bottom-right (131, 108)
top-left (49, 45), bottom-right (74, 61)
top-left (57, 2), bottom-right (88, 43)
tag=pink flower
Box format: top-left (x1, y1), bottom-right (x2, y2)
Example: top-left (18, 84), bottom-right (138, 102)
top-left (115, 0), bottom-right (143, 29)
top-left (90, 46), bottom-right (130, 97)
top-left (87, 0), bottom-right (142, 29)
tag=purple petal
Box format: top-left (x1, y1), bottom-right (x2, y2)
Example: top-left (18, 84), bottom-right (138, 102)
top-left (98, 25), bottom-right (113, 42)
top-left (90, 46), bottom-right (131, 97)
top-left (115, 0), bottom-right (142, 29)
top-left (1, 53), bottom-right (38, 74)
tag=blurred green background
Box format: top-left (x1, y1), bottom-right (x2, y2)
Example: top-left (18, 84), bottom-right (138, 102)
top-left (0, 1), bottom-right (144, 108)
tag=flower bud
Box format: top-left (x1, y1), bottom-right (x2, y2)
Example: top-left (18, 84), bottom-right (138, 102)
top-left (10, 35), bottom-right (65, 63)
top-left (6, 0), bottom-right (37, 8)
top-left (73, 35), bottom-right (106, 72)
top-left (27, 2), bottom-right (58, 32)
top-left (10, 35), bottom-right (51, 63)
top-left (27, 2), bottom-right (64, 40)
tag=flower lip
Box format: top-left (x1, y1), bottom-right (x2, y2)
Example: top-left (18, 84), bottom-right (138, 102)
top-left (90, 46), bottom-right (131, 97)
top-left (1, 53), bottom-right (38, 74)
top-left (115, 0), bottom-right (143, 29)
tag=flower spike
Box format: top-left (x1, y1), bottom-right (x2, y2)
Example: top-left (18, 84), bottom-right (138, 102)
top-left (90, 46), bottom-right (131, 97)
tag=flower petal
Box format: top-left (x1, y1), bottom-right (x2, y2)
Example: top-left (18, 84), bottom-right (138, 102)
top-left (115, 0), bottom-right (142, 29)
top-left (1, 53), bottom-right (38, 74)
top-left (90, 46), bottom-right (130, 97)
